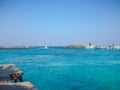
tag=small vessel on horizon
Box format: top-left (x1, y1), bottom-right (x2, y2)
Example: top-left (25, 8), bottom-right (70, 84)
top-left (44, 46), bottom-right (48, 49)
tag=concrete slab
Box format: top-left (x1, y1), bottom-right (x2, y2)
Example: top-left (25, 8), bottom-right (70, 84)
top-left (0, 82), bottom-right (38, 90)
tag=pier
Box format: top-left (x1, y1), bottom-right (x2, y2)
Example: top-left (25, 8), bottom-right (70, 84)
top-left (0, 64), bottom-right (38, 90)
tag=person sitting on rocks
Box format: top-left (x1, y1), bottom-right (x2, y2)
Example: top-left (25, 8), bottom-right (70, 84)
top-left (18, 73), bottom-right (24, 82)
top-left (10, 73), bottom-right (24, 83)
top-left (12, 74), bottom-right (18, 83)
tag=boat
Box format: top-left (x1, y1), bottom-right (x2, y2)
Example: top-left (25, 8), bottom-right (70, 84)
top-left (45, 46), bottom-right (48, 49)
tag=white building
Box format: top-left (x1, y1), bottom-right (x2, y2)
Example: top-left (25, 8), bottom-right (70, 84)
top-left (112, 45), bottom-right (120, 49)
top-left (86, 43), bottom-right (95, 49)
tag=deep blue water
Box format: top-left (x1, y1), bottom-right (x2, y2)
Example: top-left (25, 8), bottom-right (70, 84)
top-left (0, 48), bottom-right (120, 90)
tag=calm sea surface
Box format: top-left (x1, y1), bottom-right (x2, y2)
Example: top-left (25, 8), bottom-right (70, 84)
top-left (0, 48), bottom-right (120, 90)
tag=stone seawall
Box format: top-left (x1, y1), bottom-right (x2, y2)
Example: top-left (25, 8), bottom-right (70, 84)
top-left (0, 64), bottom-right (38, 90)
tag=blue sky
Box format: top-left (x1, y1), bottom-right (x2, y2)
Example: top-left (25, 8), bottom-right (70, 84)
top-left (0, 0), bottom-right (120, 46)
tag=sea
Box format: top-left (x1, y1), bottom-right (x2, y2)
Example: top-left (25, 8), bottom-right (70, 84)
top-left (0, 47), bottom-right (120, 90)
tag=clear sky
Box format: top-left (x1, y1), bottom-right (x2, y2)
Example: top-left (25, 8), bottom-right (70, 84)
top-left (0, 0), bottom-right (120, 46)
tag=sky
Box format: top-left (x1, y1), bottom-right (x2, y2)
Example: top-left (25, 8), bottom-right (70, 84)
top-left (0, 0), bottom-right (120, 46)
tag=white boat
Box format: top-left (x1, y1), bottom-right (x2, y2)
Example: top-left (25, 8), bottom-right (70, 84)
top-left (45, 46), bottom-right (48, 49)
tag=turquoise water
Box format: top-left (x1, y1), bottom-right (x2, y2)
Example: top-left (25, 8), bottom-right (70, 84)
top-left (0, 48), bottom-right (120, 90)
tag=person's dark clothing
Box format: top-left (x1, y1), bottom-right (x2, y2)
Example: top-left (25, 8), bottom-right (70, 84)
top-left (18, 76), bottom-right (24, 82)
top-left (14, 79), bottom-right (17, 83)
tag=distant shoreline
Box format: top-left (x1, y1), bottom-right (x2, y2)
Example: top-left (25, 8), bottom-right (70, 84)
top-left (0, 48), bottom-right (29, 50)
top-left (0, 46), bottom-right (120, 50)
top-left (0, 43), bottom-right (120, 50)
top-left (0, 46), bottom-right (31, 50)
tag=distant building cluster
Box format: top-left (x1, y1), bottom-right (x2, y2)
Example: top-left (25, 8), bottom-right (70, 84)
top-left (67, 43), bottom-right (120, 49)
top-left (86, 43), bottom-right (120, 49)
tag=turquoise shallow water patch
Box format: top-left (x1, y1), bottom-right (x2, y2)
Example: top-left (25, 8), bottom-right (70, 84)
top-left (0, 48), bottom-right (120, 90)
